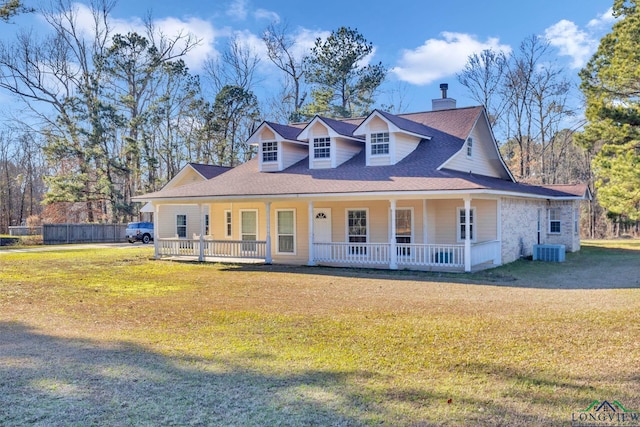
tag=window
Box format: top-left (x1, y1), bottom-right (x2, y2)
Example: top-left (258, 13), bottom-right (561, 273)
top-left (262, 141), bottom-right (277, 162)
top-left (466, 137), bottom-right (473, 157)
top-left (347, 209), bottom-right (368, 255)
top-left (277, 210), bottom-right (295, 254)
top-left (205, 214), bottom-right (210, 236)
top-left (548, 208), bottom-right (561, 234)
top-left (176, 214), bottom-right (187, 238)
top-left (225, 210), bottom-right (232, 238)
top-left (457, 207), bottom-right (476, 242)
top-left (313, 137), bottom-right (331, 159)
top-left (240, 210), bottom-right (258, 252)
top-left (396, 208), bottom-right (412, 256)
top-left (371, 132), bottom-right (390, 155)
top-left (574, 207), bottom-right (579, 234)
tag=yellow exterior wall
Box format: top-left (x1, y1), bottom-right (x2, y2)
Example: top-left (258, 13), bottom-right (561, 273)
top-left (158, 197), bottom-right (499, 265)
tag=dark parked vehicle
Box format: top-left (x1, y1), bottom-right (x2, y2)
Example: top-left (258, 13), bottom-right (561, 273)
top-left (126, 222), bottom-right (154, 244)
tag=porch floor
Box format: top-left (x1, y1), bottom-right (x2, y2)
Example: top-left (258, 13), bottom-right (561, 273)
top-left (155, 255), bottom-right (496, 273)
top-left (158, 255), bottom-right (266, 264)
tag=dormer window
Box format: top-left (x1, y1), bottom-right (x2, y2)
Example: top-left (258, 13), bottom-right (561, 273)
top-left (262, 141), bottom-right (278, 162)
top-left (466, 137), bottom-right (473, 157)
top-left (371, 132), bottom-right (390, 155)
top-left (313, 137), bottom-right (331, 159)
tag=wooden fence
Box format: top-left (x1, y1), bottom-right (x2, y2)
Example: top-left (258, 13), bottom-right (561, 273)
top-left (9, 226), bottom-right (43, 236)
top-left (43, 223), bottom-right (127, 245)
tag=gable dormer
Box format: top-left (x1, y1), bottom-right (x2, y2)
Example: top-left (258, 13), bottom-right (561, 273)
top-left (297, 116), bottom-right (363, 169)
top-left (438, 109), bottom-right (514, 181)
top-left (354, 110), bottom-right (433, 166)
top-left (248, 122), bottom-right (308, 172)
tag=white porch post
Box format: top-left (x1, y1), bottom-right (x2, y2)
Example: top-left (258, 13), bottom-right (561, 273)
top-left (496, 198), bottom-right (502, 265)
top-left (198, 204), bottom-right (205, 262)
top-left (464, 196), bottom-right (472, 272)
top-left (422, 199), bottom-right (428, 244)
top-left (389, 199), bottom-right (397, 270)
top-left (308, 201), bottom-right (315, 266)
top-left (265, 202), bottom-right (272, 264)
top-left (153, 202), bottom-right (159, 259)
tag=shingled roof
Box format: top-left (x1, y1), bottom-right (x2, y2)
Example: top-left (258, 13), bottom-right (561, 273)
top-left (135, 106), bottom-right (586, 202)
top-left (188, 163), bottom-right (232, 180)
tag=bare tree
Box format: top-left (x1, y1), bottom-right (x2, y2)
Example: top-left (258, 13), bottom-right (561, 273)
top-left (262, 22), bottom-right (307, 121)
top-left (457, 49), bottom-right (508, 127)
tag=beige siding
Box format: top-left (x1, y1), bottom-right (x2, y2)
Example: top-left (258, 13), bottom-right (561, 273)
top-left (272, 201), bottom-right (309, 265)
top-left (334, 138), bottom-right (362, 167)
top-left (261, 162), bottom-right (279, 172)
top-left (261, 128), bottom-right (276, 140)
top-left (156, 204), bottom-right (202, 238)
top-left (282, 142), bottom-right (308, 169)
top-left (394, 133), bottom-right (420, 163)
top-left (311, 159), bottom-right (332, 169)
top-left (165, 168), bottom-right (205, 189)
top-left (369, 116), bottom-right (389, 132)
top-left (430, 199), bottom-right (497, 244)
top-left (369, 155), bottom-right (390, 166)
top-left (444, 119), bottom-right (507, 178)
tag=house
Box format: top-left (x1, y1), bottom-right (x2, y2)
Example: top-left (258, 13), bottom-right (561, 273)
top-left (138, 163), bottom-right (232, 222)
top-left (133, 89), bottom-right (590, 272)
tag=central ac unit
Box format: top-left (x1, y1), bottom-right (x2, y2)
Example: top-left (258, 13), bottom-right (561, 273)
top-left (533, 244), bottom-right (566, 262)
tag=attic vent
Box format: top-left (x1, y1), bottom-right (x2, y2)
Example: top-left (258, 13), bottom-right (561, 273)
top-left (533, 244), bottom-right (565, 262)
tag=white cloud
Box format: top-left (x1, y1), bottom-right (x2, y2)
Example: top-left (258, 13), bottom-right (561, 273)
top-left (254, 8), bottom-right (280, 23)
top-left (151, 16), bottom-right (219, 72)
top-left (545, 8), bottom-right (618, 70)
top-left (587, 7), bottom-right (615, 28)
top-left (233, 29), bottom-right (268, 60)
top-left (62, 3), bottom-right (219, 73)
top-left (544, 19), bottom-right (596, 69)
top-left (227, 0), bottom-right (248, 21)
top-left (391, 32), bottom-right (511, 86)
top-left (290, 28), bottom-right (330, 60)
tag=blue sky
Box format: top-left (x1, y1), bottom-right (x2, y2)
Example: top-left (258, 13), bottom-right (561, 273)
top-left (1, 0), bottom-right (616, 113)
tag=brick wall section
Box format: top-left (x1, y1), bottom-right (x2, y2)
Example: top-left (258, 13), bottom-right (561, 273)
top-left (500, 197), bottom-right (581, 264)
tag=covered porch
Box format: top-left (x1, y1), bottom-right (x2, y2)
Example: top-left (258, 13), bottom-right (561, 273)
top-left (151, 195), bottom-right (503, 272)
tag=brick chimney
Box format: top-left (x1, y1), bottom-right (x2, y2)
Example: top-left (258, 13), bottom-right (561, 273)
top-left (432, 83), bottom-right (457, 111)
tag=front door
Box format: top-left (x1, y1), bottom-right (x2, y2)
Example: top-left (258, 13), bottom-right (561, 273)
top-left (313, 208), bottom-right (332, 242)
top-left (313, 208), bottom-right (332, 258)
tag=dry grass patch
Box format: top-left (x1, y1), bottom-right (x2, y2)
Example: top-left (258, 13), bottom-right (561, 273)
top-left (1, 242), bottom-right (639, 426)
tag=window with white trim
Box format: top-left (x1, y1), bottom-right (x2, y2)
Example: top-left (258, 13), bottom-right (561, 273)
top-left (313, 137), bottom-right (331, 159)
top-left (176, 214), bottom-right (187, 238)
top-left (277, 209), bottom-right (295, 254)
top-left (240, 210), bottom-right (258, 251)
top-left (456, 207), bottom-right (476, 242)
top-left (396, 208), bottom-right (412, 256)
top-left (574, 207), bottom-right (579, 234)
top-left (224, 210), bottom-right (232, 238)
top-left (347, 209), bottom-right (368, 255)
top-left (262, 141), bottom-right (277, 162)
top-left (548, 208), bottom-right (561, 234)
top-left (371, 132), bottom-right (390, 155)
top-left (466, 137), bottom-right (473, 157)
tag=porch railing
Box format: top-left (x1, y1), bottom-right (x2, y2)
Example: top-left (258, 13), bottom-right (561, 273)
top-left (204, 239), bottom-right (267, 259)
top-left (470, 240), bottom-right (501, 266)
top-left (314, 242), bottom-right (390, 265)
top-left (395, 243), bottom-right (464, 268)
top-left (157, 238), bottom-right (266, 259)
top-left (314, 242), bottom-right (466, 268)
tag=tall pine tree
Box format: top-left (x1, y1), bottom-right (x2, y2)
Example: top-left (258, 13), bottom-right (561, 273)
top-left (578, 0), bottom-right (640, 221)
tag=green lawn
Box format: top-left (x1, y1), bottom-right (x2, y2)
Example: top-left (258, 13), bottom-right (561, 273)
top-left (1, 242), bottom-right (639, 426)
